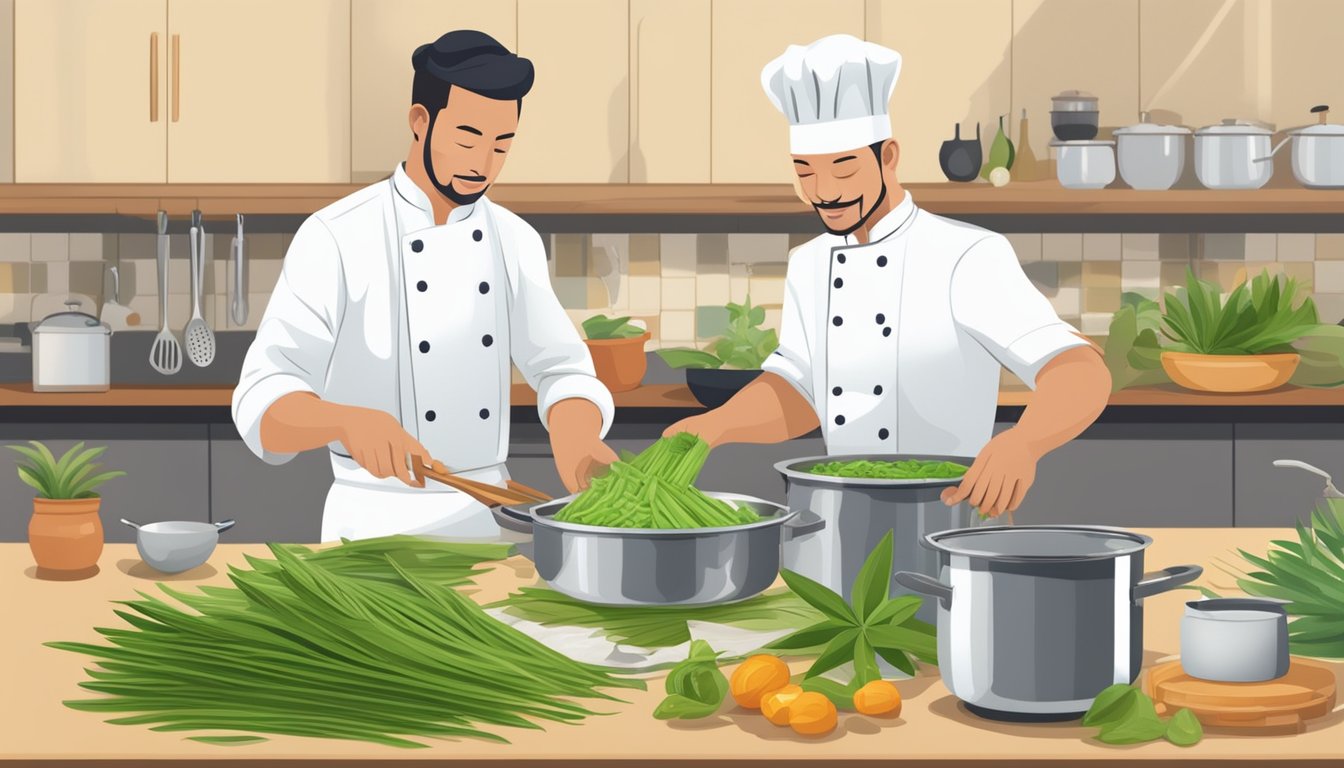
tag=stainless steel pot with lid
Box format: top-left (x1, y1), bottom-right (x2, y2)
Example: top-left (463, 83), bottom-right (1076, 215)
top-left (1254, 105), bottom-right (1344, 188)
top-left (774, 454), bottom-right (978, 625)
top-left (32, 300), bottom-right (112, 392)
top-left (1195, 118), bottom-right (1275, 189)
top-left (498, 492), bottom-right (825, 606)
top-left (895, 525), bottom-right (1202, 721)
top-left (1114, 111), bottom-right (1190, 190)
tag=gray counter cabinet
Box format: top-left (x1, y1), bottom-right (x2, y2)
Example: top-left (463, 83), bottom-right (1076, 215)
top-left (208, 424), bottom-right (331, 543)
top-left (0, 424), bottom-right (209, 544)
top-left (1233, 423), bottom-right (1344, 527)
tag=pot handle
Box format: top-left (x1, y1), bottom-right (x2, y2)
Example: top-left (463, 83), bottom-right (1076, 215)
top-left (782, 510), bottom-right (826, 541)
top-left (214, 519), bottom-right (236, 533)
top-left (495, 506), bottom-right (535, 535)
top-left (894, 571), bottom-right (954, 609)
top-left (1132, 564), bottom-right (1203, 600)
top-left (1253, 136), bottom-right (1291, 163)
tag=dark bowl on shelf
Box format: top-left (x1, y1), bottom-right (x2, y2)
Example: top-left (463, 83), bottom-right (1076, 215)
top-left (686, 368), bottom-right (763, 409)
top-left (1051, 110), bottom-right (1100, 141)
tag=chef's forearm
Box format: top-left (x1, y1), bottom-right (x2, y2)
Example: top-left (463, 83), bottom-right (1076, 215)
top-left (260, 392), bottom-right (350, 454)
top-left (1010, 347), bottom-right (1111, 457)
top-left (546, 398), bottom-right (605, 440)
top-left (700, 373), bottom-right (820, 446)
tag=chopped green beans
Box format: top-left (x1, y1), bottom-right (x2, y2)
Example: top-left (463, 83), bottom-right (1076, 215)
top-left (808, 459), bottom-right (969, 480)
top-left (553, 433), bottom-right (762, 529)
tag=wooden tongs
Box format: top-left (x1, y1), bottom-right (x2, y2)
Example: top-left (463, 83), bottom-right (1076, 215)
top-left (414, 459), bottom-right (552, 508)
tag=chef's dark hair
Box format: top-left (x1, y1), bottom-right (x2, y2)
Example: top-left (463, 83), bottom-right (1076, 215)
top-left (410, 30), bottom-right (534, 121)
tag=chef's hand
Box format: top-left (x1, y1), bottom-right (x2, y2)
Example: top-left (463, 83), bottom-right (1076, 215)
top-left (941, 429), bottom-right (1038, 518)
top-left (338, 406), bottom-right (430, 488)
top-left (548, 399), bottom-right (619, 493)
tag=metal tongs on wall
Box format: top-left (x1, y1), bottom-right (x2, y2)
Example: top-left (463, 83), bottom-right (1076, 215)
top-left (230, 214), bottom-right (248, 326)
top-left (413, 458), bottom-right (552, 508)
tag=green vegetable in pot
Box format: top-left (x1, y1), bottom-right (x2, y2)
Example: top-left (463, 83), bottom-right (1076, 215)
top-left (554, 433), bottom-right (762, 529)
top-left (656, 296), bottom-right (779, 371)
top-left (807, 459), bottom-right (969, 480)
top-left (582, 314), bottom-right (646, 340)
top-left (768, 530), bottom-right (937, 686)
top-left (653, 640), bottom-right (729, 720)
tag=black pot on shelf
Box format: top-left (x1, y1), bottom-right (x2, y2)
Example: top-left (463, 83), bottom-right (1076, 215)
top-left (685, 368), bottom-right (763, 409)
top-left (940, 122), bottom-right (983, 182)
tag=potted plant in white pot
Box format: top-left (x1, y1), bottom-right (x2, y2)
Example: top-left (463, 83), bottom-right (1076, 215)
top-left (657, 298), bottom-right (780, 408)
top-left (8, 441), bottom-right (124, 572)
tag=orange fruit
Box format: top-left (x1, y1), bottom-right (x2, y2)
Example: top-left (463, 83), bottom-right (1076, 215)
top-left (853, 680), bottom-right (902, 717)
top-left (760, 684), bottom-right (803, 726)
top-left (730, 654), bottom-right (791, 709)
top-left (788, 691), bottom-right (838, 736)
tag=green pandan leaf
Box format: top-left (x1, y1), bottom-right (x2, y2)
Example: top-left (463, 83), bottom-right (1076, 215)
top-left (1164, 708), bottom-right (1203, 747)
top-left (655, 348), bottom-right (723, 370)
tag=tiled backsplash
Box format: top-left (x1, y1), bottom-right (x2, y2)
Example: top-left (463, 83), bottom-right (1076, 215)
top-left (2, 228), bottom-right (1342, 347)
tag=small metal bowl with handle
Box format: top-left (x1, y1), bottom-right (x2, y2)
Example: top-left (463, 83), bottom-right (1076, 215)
top-left (121, 518), bottom-right (235, 574)
top-left (498, 492), bottom-right (825, 606)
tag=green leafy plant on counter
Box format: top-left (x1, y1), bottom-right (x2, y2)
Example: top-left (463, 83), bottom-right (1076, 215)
top-left (656, 297), bottom-right (780, 370)
top-left (1083, 684), bottom-right (1202, 747)
top-left (582, 314), bottom-right (647, 340)
top-left (652, 640), bottom-right (730, 720)
top-left (48, 538), bottom-right (641, 748)
top-left (766, 530), bottom-right (937, 708)
top-left (1104, 272), bottom-right (1344, 391)
top-left (6, 441), bottom-right (125, 499)
top-left (490, 587), bottom-right (823, 649)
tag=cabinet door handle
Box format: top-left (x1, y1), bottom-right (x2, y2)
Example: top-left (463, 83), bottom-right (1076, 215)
top-left (149, 33), bottom-right (159, 122)
top-left (171, 33), bottom-right (180, 122)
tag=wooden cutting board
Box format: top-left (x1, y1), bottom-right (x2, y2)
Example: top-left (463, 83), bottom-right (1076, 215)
top-left (1146, 657), bottom-right (1338, 735)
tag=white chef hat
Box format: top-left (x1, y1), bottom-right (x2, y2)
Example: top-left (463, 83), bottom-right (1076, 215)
top-left (761, 34), bottom-right (902, 155)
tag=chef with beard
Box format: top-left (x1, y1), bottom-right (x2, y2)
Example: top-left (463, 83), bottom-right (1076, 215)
top-left (669, 34), bottom-right (1110, 519)
top-left (234, 30), bottom-right (617, 541)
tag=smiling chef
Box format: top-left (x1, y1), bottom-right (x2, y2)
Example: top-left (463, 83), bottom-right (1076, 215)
top-left (670, 34), bottom-right (1111, 518)
top-left (233, 30), bottom-right (617, 541)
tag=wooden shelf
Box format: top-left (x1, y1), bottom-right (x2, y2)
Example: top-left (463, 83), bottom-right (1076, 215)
top-left (4, 181), bottom-right (1344, 217)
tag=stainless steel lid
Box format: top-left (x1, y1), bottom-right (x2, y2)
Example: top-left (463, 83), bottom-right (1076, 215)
top-left (925, 524), bottom-right (1152, 561)
top-left (33, 304), bottom-right (111, 336)
top-left (1197, 118), bottom-right (1273, 136)
top-left (1114, 111), bottom-right (1191, 136)
top-left (1052, 89), bottom-right (1098, 111)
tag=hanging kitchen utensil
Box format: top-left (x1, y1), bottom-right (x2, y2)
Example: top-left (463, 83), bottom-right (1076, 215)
top-left (231, 213), bottom-right (248, 326)
top-left (99, 265), bottom-right (140, 330)
top-left (185, 211), bottom-right (215, 367)
top-left (939, 122), bottom-right (982, 182)
top-left (148, 210), bottom-right (182, 375)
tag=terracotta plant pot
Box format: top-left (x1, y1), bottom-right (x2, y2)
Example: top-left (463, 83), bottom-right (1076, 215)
top-left (28, 497), bottom-right (104, 571)
top-left (1160, 351), bottom-right (1300, 393)
top-left (584, 332), bottom-right (650, 393)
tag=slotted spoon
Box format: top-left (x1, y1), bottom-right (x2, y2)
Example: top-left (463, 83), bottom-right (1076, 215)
top-left (185, 213), bottom-right (216, 367)
top-left (148, 211), bottom-right (182, 375)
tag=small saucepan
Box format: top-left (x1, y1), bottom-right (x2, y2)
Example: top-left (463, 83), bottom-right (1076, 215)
top-left (121, 518), bottom-right (235, 574)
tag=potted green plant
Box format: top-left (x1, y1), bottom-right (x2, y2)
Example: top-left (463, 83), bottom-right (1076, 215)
top-left (582, 314), bottom-right (651, 393)
top-left (657, 298), bottom-right (780, 408)
top-left (8, 441), bottom-right (124, 572)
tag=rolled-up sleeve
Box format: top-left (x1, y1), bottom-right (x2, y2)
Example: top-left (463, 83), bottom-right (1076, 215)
top-left (762, 249), bottom-right (817, 406)
top-left (950, 235), bottom-right (1091, 388)
top-left (507, 224), bottom-right (614, 437)
top-left (231, 217), bottom-right (345, 464)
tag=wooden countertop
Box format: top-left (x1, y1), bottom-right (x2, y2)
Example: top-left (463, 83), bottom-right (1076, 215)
top-left (3, 530), bottom-right (1341, 766)
top-left (1, 381), bottom-right (1343, 409)
top-left (7, 181), bottom-right (1344, 217)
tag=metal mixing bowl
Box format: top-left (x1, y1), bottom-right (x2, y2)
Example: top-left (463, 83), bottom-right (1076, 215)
top-left (123, 519), bottom-right (235, 574)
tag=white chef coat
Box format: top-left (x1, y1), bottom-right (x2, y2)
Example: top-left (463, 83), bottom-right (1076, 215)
top-left (762, 190), bottom-right (1089, 457)
top-left (232, 165), bottom-right (613, 542)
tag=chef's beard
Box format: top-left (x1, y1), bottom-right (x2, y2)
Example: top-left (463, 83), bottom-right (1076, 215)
top-left (422, 116), bottom-right (490, 206)
top-left (814, 179), bottom-right (888, 237)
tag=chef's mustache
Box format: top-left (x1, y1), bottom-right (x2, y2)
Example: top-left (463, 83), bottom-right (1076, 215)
top-left (454, 174), bottom-right (488, 184)
top-left (812, 197), bottom-right (861, 210)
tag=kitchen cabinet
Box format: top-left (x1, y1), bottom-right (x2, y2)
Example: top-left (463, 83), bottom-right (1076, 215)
top-left (1010, 423), bottom-right (1234, 527)
top-left (507, 0), bottom-right (629, 183)
top-left (710, 0), bottom-right (865, 183)
top-left (0, 424), bottom-right (208, 544)
top-left (14, 0), bottom-right (349, 183)
top-left (1233, 423), bottom-right (1344, 527)
top-left (350, 0), bottom-right (517, 183)
top-left (629, 0), bottom-right (711, 183)
top-left (867, 0), bottom-right (1014, 183)
top-left (209, 424), bottom-right (330, 543)
top-left (14, 0), bottom-right (168, 183)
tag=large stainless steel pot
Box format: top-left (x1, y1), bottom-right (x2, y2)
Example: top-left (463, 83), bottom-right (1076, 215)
top-left (1194, 118), bottom-right (1274, 189)
top-left (32, 300), bottom-right (112, 392)
top-left (774, 454), bottom-right (977, 625)
top-left (895, 525), bottom-right (1202, 721)
top-left (1254, 105), bottom-right (1344, 189)
top-left (498, 492), bottom-right (824, 606)
top-left (1114, 112), bottom-right (1189, 190)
